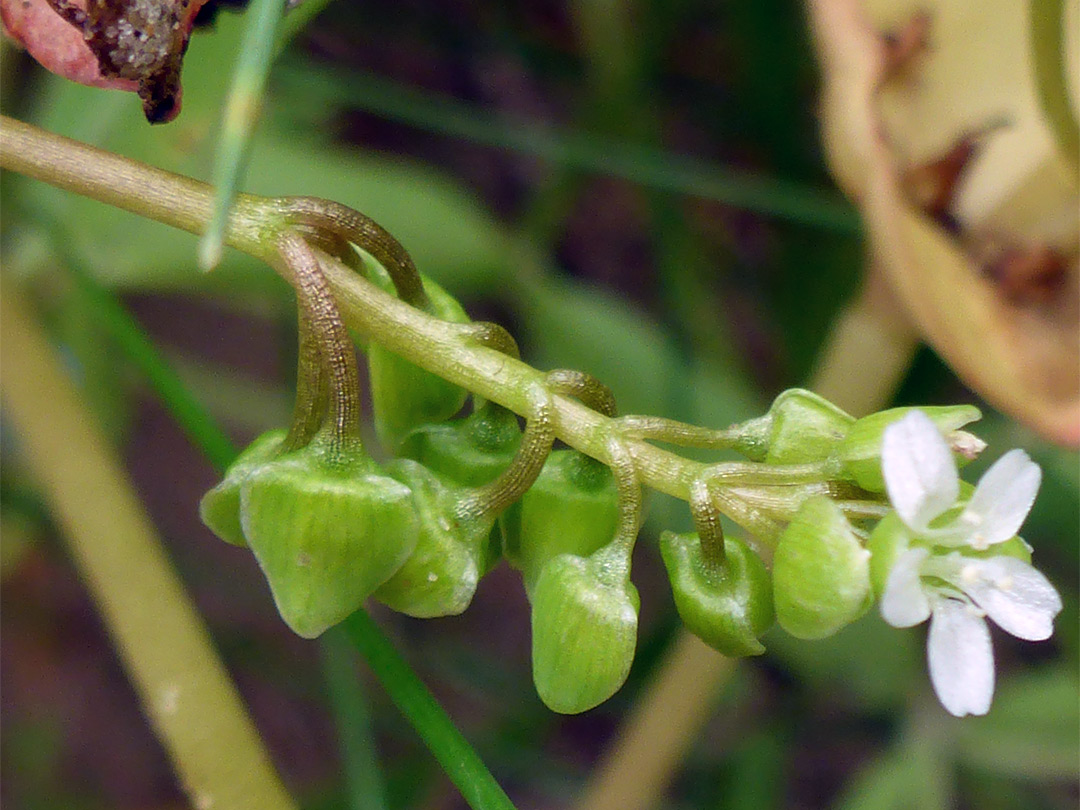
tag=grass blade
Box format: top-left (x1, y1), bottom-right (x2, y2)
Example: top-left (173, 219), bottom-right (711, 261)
top-left (320, 629), bottom-right (389, 810)
top-left (342, 609), bottom-right (517, 810)
top-left (199, 0), bottom-right (288, 270)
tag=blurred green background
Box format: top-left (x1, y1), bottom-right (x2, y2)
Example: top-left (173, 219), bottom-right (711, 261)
top-left (1, 1), bottom-right (1076, 808)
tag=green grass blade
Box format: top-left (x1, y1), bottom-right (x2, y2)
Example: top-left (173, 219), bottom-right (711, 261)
top-left (319, 629), bottom-right (389, 810)
top-left (274, 66), bottom-right (861, 234)
top-left (342, 610), bottom-right (517, 810)
top-left (199, 0), bottom-right (288, 271)
top-left (64, 266), bottom-right (239, 473)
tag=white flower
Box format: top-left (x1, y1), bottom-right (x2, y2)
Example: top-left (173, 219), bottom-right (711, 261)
top-left (877, 410), bottom-right (1062, 717)
top-left (882, 410), bottom-right (1041, 550)
top-left (881, 548), bottom-right (1062, 716)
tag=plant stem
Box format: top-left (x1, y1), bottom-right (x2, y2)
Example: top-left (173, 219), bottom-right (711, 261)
top-left (319, 630), bottom-right (389, 810)
top-left (342, 609), bottom-right (517, 810)
top-left (0, 115), bottom-right (748, 521)
top-left (0, 283), bottom-right (297, 810)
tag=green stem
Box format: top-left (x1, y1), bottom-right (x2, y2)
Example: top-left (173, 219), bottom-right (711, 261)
top-left (342, 609), bottom-right (517, 810)
top-left (319, 630), bottom-right (389, 810)
top-left (689, 479), bottom-right (726, 567)
top-left (275, 231), bottom-right (364, 456)
top-left (280, 196), bottom-right (429, 308)
top-left (0, 115), bottom-right (796, 538)
top-left (283, 309), bottom-right (329, 452)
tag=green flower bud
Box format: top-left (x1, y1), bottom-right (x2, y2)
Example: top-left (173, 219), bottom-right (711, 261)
top-left (764, 388), bottom-right (855, 465)
top-left (867, 513), bottom-right (911, 599)
top-left (660, 531), bottom-right (773, 656)
top-left (501, 450), bottom-right (619, 590)
top-left (369, 275), bottom-right (471, 450)
top-left (398, 404), bottom-right (522, 488)
top-left (240, 443), bottom-right (418, 638)
top-left (773, 496), bottom-right (872, 639)
top-left (199, 429), bottom-right (287, 547)
top-left (374, 459), bottom-right (494, 618)
top-left (837, 405), bottom-right (982, 492)
top-left (530, 548), bottom-right (639, 714)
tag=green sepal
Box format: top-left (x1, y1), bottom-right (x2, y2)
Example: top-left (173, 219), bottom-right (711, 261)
top-left (764, 389), bottom-right (855, 465)
top-left (837, 405), bottom-right (982, 491)
top-left (368, 274), bottom-right (471, 450)
top-left (374, 459), bottom-right (494, 618)
top-left (867, 512), bottom-right (911, 600)
top-left (530, 547), bottom-right (639, 714)
top-left (660, 531), bottom-right (773, 657)
top-left (240, 442), bottom-right (418, 638)
top-left (199, 429), bottom-right (287, 547)
top-left (501, 450), bottom-right (619, 590)
top-left (772, 496), bottom-right (872, 640)
top-left (398, 404), bottom-right (521, 488)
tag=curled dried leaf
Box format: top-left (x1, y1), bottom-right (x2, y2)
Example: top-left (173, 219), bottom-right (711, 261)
top-left (2, 0), bottom-right (212, 122)
top-left (808, 0), bottom-right (1079, 446)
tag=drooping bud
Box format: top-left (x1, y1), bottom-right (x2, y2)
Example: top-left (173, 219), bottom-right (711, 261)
top-left (368, 273), bottom-right (471, 449)
top-left (660, 531), bottom-right (773, 656)
top-left (501, 450), bottom-right (619, 591)
top-left (837, 405), bottom-right (982, 492)
top-left (530, 546), bottom-right (639, 714)
top-left (772, 496), bottom-right (872, 639)
top-left (397, 403), bottom-right (522, 488)
top-left (763, 388), bottom-right (855, 465)
top-left (199, 429), bottom-right (287, 547)
top-left (374, 459), bottom-right (494, 618)
top-left (239, 442), bottom-right (418, 638)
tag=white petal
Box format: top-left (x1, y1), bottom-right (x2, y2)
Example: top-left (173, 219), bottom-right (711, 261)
top-left (882, 411), bottom-right (959, 533)
top-left (880, 548), bottom-right (932, 627)
top-left (927, 598), bottom-right (995, 717)
top-left (960, 556), bottom-right (1063, 641)
top-left (957, 450), bottom-right (1041, 549)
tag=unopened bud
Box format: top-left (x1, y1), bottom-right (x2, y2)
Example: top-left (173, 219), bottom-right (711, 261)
top-left (764, 388), bottom-right (855, 465)
top-left (660, 531), bottom-right (773, 656)
top-left (199, 429), bottom-right (286, 547)
top-left (838, 405), bottom-right (982, 491)
top-left (773, 496), bottom-right (871, 639)
top-left (530, 549), bottom-right (638, 714)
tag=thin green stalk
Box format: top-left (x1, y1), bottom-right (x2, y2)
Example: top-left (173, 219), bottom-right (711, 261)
top-left (65, 262), bottom-right (239, 474)
top-left (342, 610), bottom-right (517, 810)
top-left (320, 630), bottom-right (388, 810)
top-left (273, 66), bottom-right (862, 234)
top-left (200, 0), bottom-right (288, 270)
top-left (0, 116), bottom-right (714, 507)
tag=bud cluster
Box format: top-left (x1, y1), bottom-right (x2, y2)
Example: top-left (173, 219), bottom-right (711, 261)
top-left (199, 201), bottom-right (1060, 718)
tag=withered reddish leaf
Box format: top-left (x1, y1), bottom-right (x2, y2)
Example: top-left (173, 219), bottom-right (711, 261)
top-left (1, 0), bottom-right (210, 123)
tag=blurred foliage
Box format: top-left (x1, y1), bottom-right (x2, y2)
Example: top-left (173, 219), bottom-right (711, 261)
top-left (1, 1), bottom-right (1076, 809)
